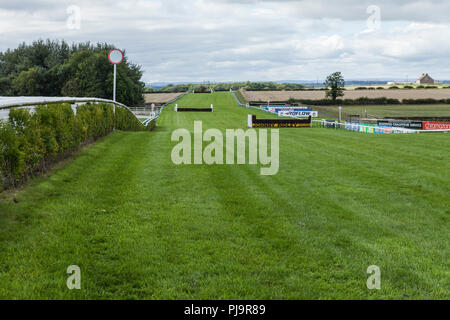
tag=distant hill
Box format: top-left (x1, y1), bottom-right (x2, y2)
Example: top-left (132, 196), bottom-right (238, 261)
top-left (147, 79), bottom-right (450, 89)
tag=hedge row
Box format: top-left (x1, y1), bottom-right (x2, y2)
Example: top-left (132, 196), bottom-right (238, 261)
top-left (354, 86), bottom-right (450, 90)
top-left (235, 90), bottom-right (247, 105)
top-left (0, 103), bottom-right (153, 188)
top-left (287, 97), bottom-right (401, 106)
top-left (287, 97), bottom-right (450, 106)
top-left (115, 106), bottom-right (155, 131)
top-left (402, 98), bottom-right (450, 104)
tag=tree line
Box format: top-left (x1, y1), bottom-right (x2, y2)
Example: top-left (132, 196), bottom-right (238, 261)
top-left (0, 39), bottom-right (145, 107)
top-left (146, 81), bottom-right (307, 93)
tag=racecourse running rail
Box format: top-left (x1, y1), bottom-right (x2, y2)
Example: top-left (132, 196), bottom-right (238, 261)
top-left (0, 96), bottom-right (154, 126)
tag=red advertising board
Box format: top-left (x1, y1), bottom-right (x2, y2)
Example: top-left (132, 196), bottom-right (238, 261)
top-left (422, 122), bottom-right (450, 130)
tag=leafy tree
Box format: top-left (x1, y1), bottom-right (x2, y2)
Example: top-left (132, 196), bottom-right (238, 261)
top-left (12, 67), bottom-right (46, 96)
top-left (324, 72), bottom-right (345, 102)
top-left (287, 97), bottom-right (297, 105)
top-left (282, 83), bottom-right (305, 91)
top-left (144, 86), bottom-right (156, 93)
top-left (0, 39), bottom-right (145, 107)
top-left (154, 81), bottom-right (304, 93)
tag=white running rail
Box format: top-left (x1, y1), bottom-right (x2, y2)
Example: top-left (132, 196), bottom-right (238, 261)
top-left (0, 96), bottom-right (155, 126)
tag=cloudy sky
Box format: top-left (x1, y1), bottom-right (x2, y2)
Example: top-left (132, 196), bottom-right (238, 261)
top-left (1, 0), bottom-right (450, 83)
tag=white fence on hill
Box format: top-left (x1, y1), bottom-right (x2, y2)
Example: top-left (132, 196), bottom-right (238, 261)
top-left (312, 119), bottom-right (450, 134)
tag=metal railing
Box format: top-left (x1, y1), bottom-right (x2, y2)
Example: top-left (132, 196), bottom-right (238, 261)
top-left (231, 90), bottom-right (247, 107)
top-left (157, 91), bottom-right (190, 114)
top-left (311, 119), bottom-right (450, 134)
top-left (135, 91), bottom-right (189, 126)
top-left (0, 96), bottom-right (157, 127)
top-left (231, 90), bottom-right (267, 112)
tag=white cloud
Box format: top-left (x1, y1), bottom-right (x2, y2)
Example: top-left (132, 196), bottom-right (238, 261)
top-left (293, 35), bottom-right (346, 59)
top-left (353, 23), bottom-right (450, 60)
top-left (0, 0), bottom-right (449, 82)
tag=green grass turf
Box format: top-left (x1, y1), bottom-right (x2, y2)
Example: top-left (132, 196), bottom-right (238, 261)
top-left (317, 104), bottom-right (450, 119)
top-left (0, 92), bottom-right (449, 299)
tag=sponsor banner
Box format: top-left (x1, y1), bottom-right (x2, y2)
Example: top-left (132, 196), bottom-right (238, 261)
top-left (344, 123), bottom-right (383, 133)
top-left (270, 107), bottom-right (310, 113)
top-left (375, 126), bottom-right (393, 134)
top-left (278, 110), bottom-right (318, 118)
top-left (345, 122), bottom-right (360, 132)
top-left (261, 105), bottom-right (308, 112)
top-left (377, 120), bottom-right (423, 129)
top-left (260, 105), bottom-right (288, 108)
top-left (250, 115), bottom-right (311, 128)
top-left (272, 108), bottom-right (311, 114)
top-left (422, 122), bottom-right (450, 130)
top-left (260, 105), bottom-right (287, 111)
top-left (319, 121), bottom-right (418, 134)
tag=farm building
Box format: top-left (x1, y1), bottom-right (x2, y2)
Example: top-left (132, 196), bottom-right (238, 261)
top-left (416, 73), bottom-right (436, 85)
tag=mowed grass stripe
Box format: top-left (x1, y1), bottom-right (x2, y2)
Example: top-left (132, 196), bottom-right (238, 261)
top-left (0, 132), bottom-right (158, 298)
top-left (0, 92), bottom-right (448, 299)
top-left (160, 92), bottom-right (449, 298)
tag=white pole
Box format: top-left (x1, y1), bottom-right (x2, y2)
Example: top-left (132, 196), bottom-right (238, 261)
top-left (113, 64), bottom-right (117, 130)
top-left (113, 64), bottom-right (117, 102)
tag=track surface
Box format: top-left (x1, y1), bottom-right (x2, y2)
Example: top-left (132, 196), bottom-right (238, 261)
top-left (0, 92), bottom-right (448, 299)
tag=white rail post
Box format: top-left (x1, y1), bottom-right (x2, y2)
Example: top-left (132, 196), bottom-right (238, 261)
top-left (108, 49), bottom-right (123, 130)
top-left (113, 64), bottom-right (117, 102)
top-left (113, 65), bottom-right (117, 130)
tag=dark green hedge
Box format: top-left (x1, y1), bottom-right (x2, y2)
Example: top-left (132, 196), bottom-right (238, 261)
top-left (235, 90), bottom-right (247, 105)
top-left (0, 103), bottom-right (153, 188)
top-left (287, 97), bottom-right (401, 106)
top-left (287, 97), bottom-right (450, 106)
top-left (402, 98), bottom-right (450, 104)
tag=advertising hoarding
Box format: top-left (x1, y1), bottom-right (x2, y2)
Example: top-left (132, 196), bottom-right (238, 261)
top-left (422, 122), bottom-right (450, 130)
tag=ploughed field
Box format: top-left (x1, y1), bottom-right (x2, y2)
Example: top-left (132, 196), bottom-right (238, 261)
top-left (0, 92), bottom-right (448, 299)
top-left (143, 92), bottom-right (184, 104)
top-left (242, 89), bottom-right (450, 102)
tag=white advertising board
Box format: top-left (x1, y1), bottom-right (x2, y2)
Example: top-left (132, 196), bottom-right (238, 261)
top-left (278, 110), bottom-right (318, 118)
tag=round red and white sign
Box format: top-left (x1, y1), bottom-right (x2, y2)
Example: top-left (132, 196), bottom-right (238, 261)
top-left (108, 49), bottom-right (124, 64)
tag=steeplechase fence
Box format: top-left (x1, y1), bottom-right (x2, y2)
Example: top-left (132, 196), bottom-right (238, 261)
top-left (248, 115), bottom-right (312, 128)
top-left (174, 103), bottom-right (213, 112)
top-left (138, 91), bottom-right (189, 124)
